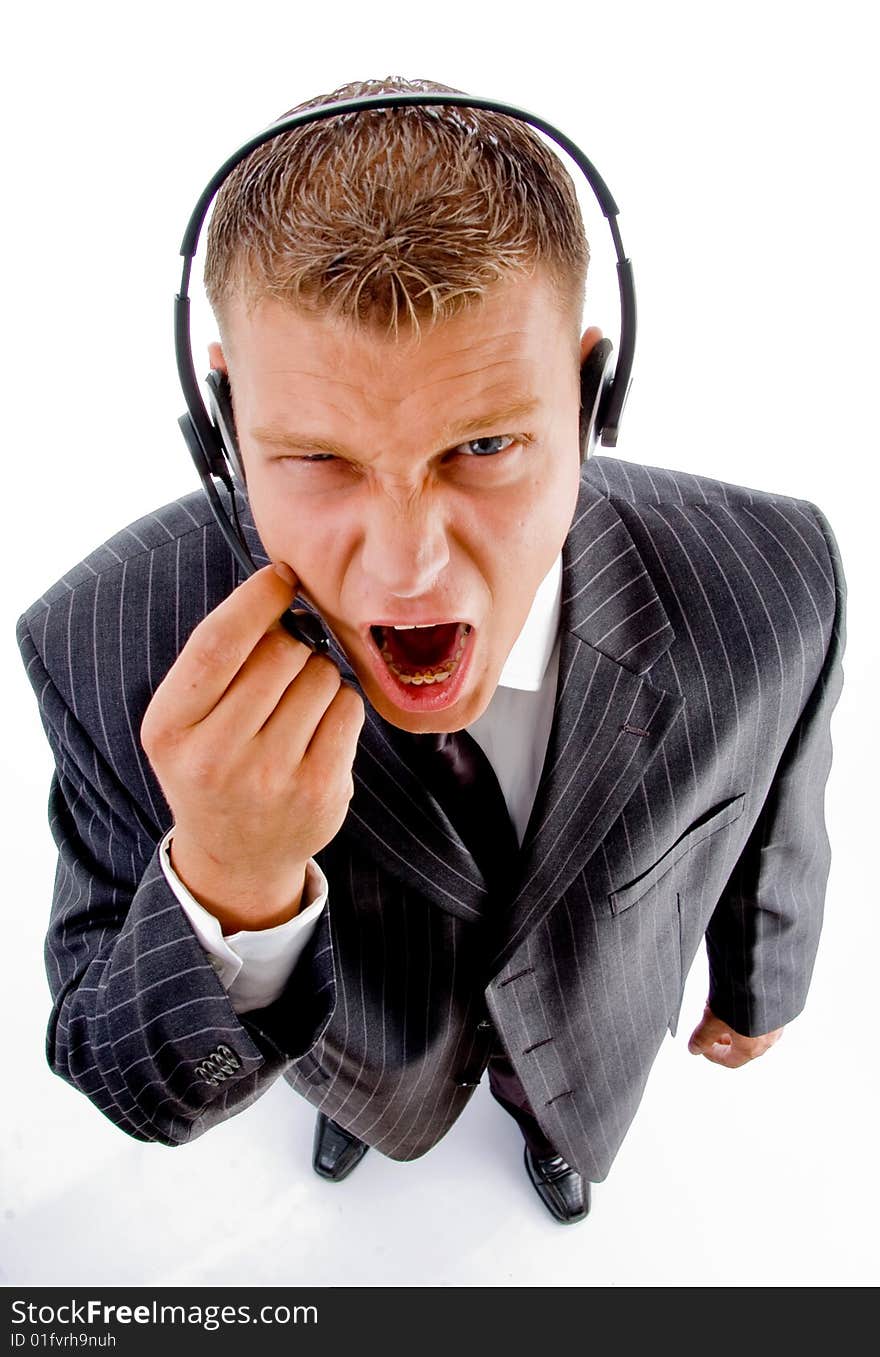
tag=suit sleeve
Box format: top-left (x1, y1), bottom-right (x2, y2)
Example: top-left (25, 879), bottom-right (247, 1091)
top-left (16, 614), bottom-right (337, 1147)
top-left (158, 827), bottom-right (328, 1015)
top-left (704, 501), bottom-right (848, 1036)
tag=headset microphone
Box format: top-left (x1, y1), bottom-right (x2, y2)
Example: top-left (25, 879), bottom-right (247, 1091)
top-left (174, 91), bottom-right (637, 652)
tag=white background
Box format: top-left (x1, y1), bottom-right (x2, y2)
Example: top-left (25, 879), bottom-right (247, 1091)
top-left (2, 0), bottom-right (877, 1287)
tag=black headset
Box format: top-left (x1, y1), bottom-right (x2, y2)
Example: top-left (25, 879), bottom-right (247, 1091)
top-left (174, 91), bottom-right (636, 653)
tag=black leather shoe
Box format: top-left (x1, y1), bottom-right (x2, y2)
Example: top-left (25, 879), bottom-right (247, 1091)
top-left (312, 1112), bottom-right (369, 1182)
top-left (523, 1145), bottom-right (591, 1223)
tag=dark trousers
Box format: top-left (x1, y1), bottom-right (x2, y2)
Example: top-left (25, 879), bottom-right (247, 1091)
top-left (485, 1031), bottom-right (558, 1160)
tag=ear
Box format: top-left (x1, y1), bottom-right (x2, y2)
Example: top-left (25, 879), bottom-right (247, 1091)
top-left (208, 341), bottom-right (228, 375)
top-left (203, 347), bottom-right (245, 492)
top-left (578, 325), bottom-right (612, 462)
top-left (580, 325), bottom-right (603, 365)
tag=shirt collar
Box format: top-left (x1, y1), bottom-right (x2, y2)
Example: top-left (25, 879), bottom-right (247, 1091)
top-left (496, 552), bottom-right (562, 692)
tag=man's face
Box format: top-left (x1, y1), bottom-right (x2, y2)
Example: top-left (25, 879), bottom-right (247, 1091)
top-left (211, 269), bottom-right (597, 733)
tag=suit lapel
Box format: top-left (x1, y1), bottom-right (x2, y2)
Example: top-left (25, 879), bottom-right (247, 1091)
top-left (490, 468), bottom-right (686, 973)
top-left (234, 464), bottom-right (685, 942)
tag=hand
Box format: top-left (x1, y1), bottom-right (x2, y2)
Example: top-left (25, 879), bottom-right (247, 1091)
top-left (687, 1002), bottom-right (784, 1068)
top-left (140, 562), bottom-right (365, 930)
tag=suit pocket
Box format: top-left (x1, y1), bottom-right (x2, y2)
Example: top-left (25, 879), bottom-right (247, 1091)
top-left (608, 792), bottom-right (746, 916)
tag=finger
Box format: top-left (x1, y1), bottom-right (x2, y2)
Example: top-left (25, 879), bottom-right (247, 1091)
top-left (253, 651), bottom-right (347, 767)
top-left (704, 1041), bottom-right (751, 1069)
top-left (688, 1017), bottom-right (728, 1054)
top-left (299, 683), bottom-right (366, 786)
top-left (147, 563), bottom-right (301, 732)
top-left (198, 620), bottom-right (320, 747)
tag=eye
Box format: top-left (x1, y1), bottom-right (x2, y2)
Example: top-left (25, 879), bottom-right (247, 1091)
top-left (452, 435), bottom-right (517, 458)
top-left (274, 453), bottom-right (338, 465)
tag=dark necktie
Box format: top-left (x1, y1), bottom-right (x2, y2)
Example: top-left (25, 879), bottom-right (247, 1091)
top-left (408, 729), bottom-right (521, 899)
top-left (409, 731), bottom-right (544, 1126)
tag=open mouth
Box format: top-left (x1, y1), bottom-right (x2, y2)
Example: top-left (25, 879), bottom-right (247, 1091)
top-left (369, 622), bottom-right (473, 686)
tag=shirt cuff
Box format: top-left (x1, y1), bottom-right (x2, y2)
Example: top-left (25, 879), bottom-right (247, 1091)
top-left (158, 826), bottom-right (328, 1013)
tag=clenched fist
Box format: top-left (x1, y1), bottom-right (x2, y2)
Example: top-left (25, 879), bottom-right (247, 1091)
top-left (140, 562), bottom-right (365, 933)
top-left (688, 1002), bottom-right (784, 1068)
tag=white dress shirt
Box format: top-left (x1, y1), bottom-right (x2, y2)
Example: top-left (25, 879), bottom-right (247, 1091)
top-left (159, 554), bottom-right (563, 1014)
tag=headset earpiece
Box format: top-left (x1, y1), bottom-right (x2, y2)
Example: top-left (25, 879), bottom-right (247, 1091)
top-left (579, 337), bottom-right (615, 463)
top-left (204, 368), bottom-right (248, 493)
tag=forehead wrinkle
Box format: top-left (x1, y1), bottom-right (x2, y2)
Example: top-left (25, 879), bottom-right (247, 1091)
top-left (356, 323), bottom-right (535, 388)
top-left (254, 357), bottom-right (520, 406)
top-left (378, 355), bottom-right (536, 422)
top-left (259, 366), bottom-right (375, 395)
top-left (408, 356), bottom-right (530, 390)
top-left (248, 316), bottom-right (537, 397)
top-left (283, 356), bottom-right (534, 421)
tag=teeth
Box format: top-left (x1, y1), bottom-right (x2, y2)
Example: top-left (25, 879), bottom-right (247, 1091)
top-left (391, 668), bottom-right (451, 686)
top-left (378, 622), bottom-right (469, 631)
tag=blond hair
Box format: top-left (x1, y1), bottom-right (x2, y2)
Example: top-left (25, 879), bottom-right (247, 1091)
top-left (203, 75), bottom-right (590, 343)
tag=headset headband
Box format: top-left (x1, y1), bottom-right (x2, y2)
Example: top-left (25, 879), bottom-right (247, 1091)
top-left (174, 90), bottom-right (635, 466)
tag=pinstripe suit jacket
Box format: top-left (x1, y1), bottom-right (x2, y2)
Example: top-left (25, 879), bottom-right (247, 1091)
top-left (15, 454), bottom-right (847, 1182)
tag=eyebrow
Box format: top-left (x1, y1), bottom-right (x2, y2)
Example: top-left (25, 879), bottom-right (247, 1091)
top-left (251, 397), bottom-right (542, 456)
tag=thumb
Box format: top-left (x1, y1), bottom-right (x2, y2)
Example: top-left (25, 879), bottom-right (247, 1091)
top-left (688, 1007), bottom-right (729, 1055)
top-left (272, 560), bottom-right (298, 587)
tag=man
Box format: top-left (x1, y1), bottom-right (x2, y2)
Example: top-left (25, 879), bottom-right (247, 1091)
top-left (15, 77), bottom-right (847, 1227)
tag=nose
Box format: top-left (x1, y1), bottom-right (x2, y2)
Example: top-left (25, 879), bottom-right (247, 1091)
top-left (358, 488), bottom-right (450, 598)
